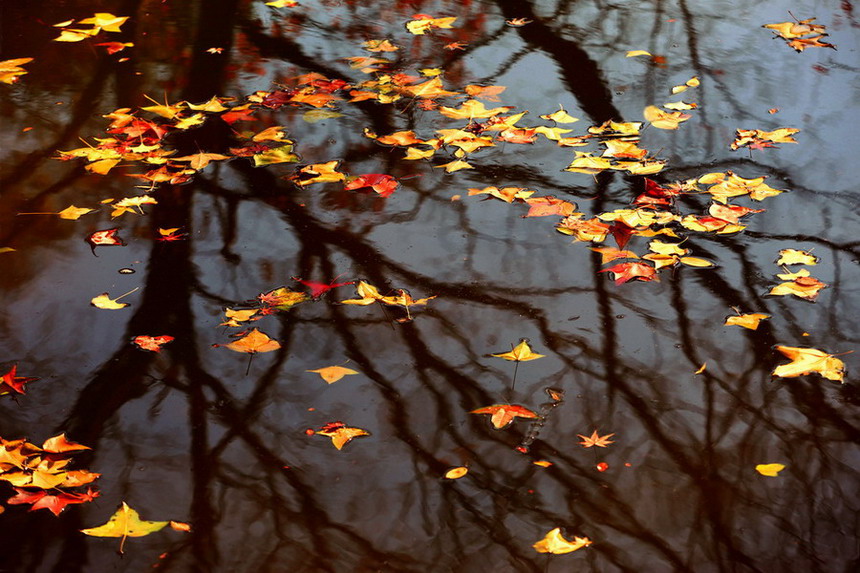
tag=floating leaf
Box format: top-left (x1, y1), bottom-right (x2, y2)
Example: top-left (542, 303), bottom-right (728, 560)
top-left (725, 313), bottom-right (770, 330)
top-left (755, 463), bottom-right (786, 477)
top-left (577, 430), bottom-right (615, 448)
top-left (307, 366), bottom-right (359, 384)
top-left (470, 404), bottom-right (539, 429)
top-left (81, 502), bottom-right (173, 554)
top-left (220, 329), bottom-right (281, 354)
top-left (772, 346), bottom-right (846, 382)
top-left (776, 249), bottom-right (818, 266)
top-left (315, 422), bottom-right (370, 450)
top-left (444, 467), bottom-right (468, 479)
top-left (533, 528), bottom-right (592, 554)
top-left (132, 335), bottom-right (174, 352)
top-left (492, 339), bottom-right (545, 362)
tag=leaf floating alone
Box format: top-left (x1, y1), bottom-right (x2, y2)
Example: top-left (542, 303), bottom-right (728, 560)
top-left (132, 335), bottom-right (174, 352)
top-left (533, 528), bottom-right (592, 554)
top-left (492, 339), bottom-right (545, 362)
top-left (91, 288), bottom-right (138, 310)
top-left (776, 249), bottom-right (818, 266)
top-left (86, 229), bottom-right (125, 251)
top-left (1, 364), bottom-right (40, 395)
top-left (577, 430), bottom-right (615, 448)
top-left (772, 346), bottom-right (846, 383)
top-left (219, 329), bottom-right (281, 354)
top-left (755, 463), bottom-right (786, 477)
top-left (344, 173), bottom-right (399, 197)
top-left (81, 502), bottom-right (179, 554)
top-left (763, 17), bottom-right (836, 52)
top-left (405, 14), bottom-right (457, 35)
top-left (315, 422), bottom-right (370, 450)
top-left (444, 467), bottom-right (468, 479)
top-left (470, 404), bottom-right (539, 429)
top-left (626, 50), bottom-right (652, 57)
top-left (725, 313), bottom-right (770, 330)
top-left (307, 366), bottom-right (359, 384)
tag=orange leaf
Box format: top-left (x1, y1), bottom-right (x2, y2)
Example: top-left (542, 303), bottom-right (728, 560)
top-left (577, 430), bottom-right (615, 448)
top-left (470, 404), bottom-right (539, 429)
top-left (220, 329), bottom-right (281, 354)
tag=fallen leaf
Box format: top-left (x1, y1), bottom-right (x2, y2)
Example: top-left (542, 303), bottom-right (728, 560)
top-left (768, 275), bottom-right (826, 301)
top-left (344, 173), bottom-right (399, 197)
top-left (0, 364), bottom-right (40, 395)
top-left (577, 430), bottom-right (615, 448)
top-left (315, 422), bottom-right (370, 450)
top-left (533, 528), bottom-right (592, 554)
top-left (599, 262), bottom-right (658, 285)
top-left (406, 14), bottom-right (457, 35)
top-left (307, 366), bottom-right (359, 384)
top-left (492, 339), bottom-right (545, 362)
top-left (86, 228), bottom-right (125, 248)
top-left (644, 105), bottom-right (691, 129)
top-left (755, 463), bottom-right (785, 477)
top-left (470, 404), bottom-right (539, 429)
top-left (0, 58), bottom-right (34, 84)
top-left (776, 249), bottom-right (818, 266)
top-left (694, 363), bottom-right (707, 375)
top-left (506, 18), bottom-right (533, 26)
top-left (626, 50), bottom-right (652, 57)
top-left (444, 467), bottom-right (468, 479)
top-left (725, 313), bottom-right (770, 330)
top-left (772, 346), bottom-right (846, 382)
top-left (81, 502), bottom-right (174, 554)
top-left (220, 329), bottom-right (281, 354)
top-left (533, 460), bottom-right (553, 467)
top-left (132, 335), bottom-right (174, 352)
top-left (91, 288), bottom-right (138, 310)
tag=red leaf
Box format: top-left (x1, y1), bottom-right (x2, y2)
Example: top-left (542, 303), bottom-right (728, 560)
top-left (7, 487), bottom-right (99, 516)
top-left (86, 228), bottom-right (125, 249)
top-left (292, 276), bottom-right (355, 299)
top-left (1, 364), bottom-right (39, 394)
top-left (599, 262), bottom-right (659, 285)
top-left (344, 174), bottom-right (399, 197)
top-left (132, 335), bottom-right (175, 352)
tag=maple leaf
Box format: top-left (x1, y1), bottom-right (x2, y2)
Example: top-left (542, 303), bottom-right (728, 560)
top-left (470, 404), bottom-right (539, 429)
top-left (725, 313), bottom-right (770, 330)
top-left (78, 12), bottom-right (129, 32)
top-left (307, 366), bottom-right (359, 384)
top-left (258, 287), bottom-right (309, 310)
top-left (82, 502), bottom-right (178, 554)
top-left (492, 339), bottom-right (545, 362)
top-left (533, 528), bottom-right (592, 554)
top-left (435, 159), bottom-right (472, 173)
top-left (764, 18), bottom-right (826, 39)
top-left (252, 144), bottom-right (299, 167)
top-left (464, 85), bottom-right (507, 102)
top-left (776, 249), bottom-right (818, 266)
top-left (599, 262), bottom-right (659, 285)
top-left (577, 430), bottom-right (615, 448)
top-left (292, 276), bottom-right (355, 299)
top-left (111, 195), bottom-right (157, 218)
top-left (344, 173), bottom-right (399, 197)
top-left (787, 35), bottom-right (836, 52)
top-left (591, 247), bottom-right (639, 264)
top-left (0, 364), bottom-right (40, 395)
top-left (708, 203), bottom-right (764, 224)
top-left (315, 422), bottom-right (370, 450)
top-left (399, 77), bottom-right (459, 98)
top-left (772, 346), bottom-right (846, 382)
top-left (506, 18), bottom-right (533, 26)
top-left (91, 288), bottom-right (138, 310)
top-left (219, 329), bottom-right (281, 354)
top-left (406, 14), bottom-right (457, 35)
top-left (468, 186), bottom-right (533, 203)
top-left (644, 105), bottom-right (691, 129)
top-left (156, 227), bottom-right (188, 242)
top-left (444, 42), bottom-right (467, 50)
top-left (291, 161), bottom-right (345, 186)
top-left (132, 335), bottom-right (175, 352)
top-left (768, 275), bottom-right (826, 301)
top-left (8, 487), bottom-right (99, 516)
top-left (755, 463), bottom-right (786, 477)
top-left (0, 57), bottom-right (33, 84)
top-left (439, 99), bottom-right (514, 120)
top-left (174, 151), bottom-right (229, 170)
top-left (731, 128), bottom-right (799, 151)
top-left (86, 228), bottom-right (125, 250)
top-left (540, 105), bottom-right (579, 123)
top-left (362, 39), bottom-right (398, 52)
top-left (42, 434), bottom-right (91, 453)
top-left (523, 196), bottom-right (577, 217)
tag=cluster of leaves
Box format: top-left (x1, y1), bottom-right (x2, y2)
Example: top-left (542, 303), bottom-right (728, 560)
top-left (0, 435), bottom-right (99, 516)
top-left (763, 16), bottom-right (836, 52)
top-left (52, 13), bottom-right (134, 56)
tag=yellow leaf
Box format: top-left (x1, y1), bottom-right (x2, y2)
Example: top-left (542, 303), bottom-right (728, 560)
top-left (444, 467), bottom-right (468, 479)
top-left (776, 249), bottom-right (818, 266)
top-left (91, 288), bottom-right (137, 310)
top-left (292, 161), bottom-right (345, 185)
top-left (680, 256), bottom-right (715, 268)
top-left (755, 463), bottom-right (785, 477)
top-left (57, 205), bottom-right (94, 220)
top-left (307, 366), bottom-right (359, 384)
top-left (533, 528), bottom-right (592, 554)
top-left (253, 144), bottom-right (299, 167)
top-left (406, 16), bottom-right (457, 35)
top-left (492, 339), bottom-right (545, 362)
top-left (435, 159), bottom-right (472, 173)
top-left (725, 313), bottom-right (770, 330)
top-left (54, 28), bottom-right (100, 42)
top-left (303, 109), bottom-right (343, 123)
top-left (540, 105), bottom-right (579, 123)
top-left (695, 363), bottom-right (707, 375)
top-left (186, 97), bottom-right (228, 112)
top-left (533, 460), bottom-right (553, 467)
top-left (78, 13), bottom-right (129, 33)
top-left (438, 99), bottom-right (512, 120)
top-left (222, 329), bottom-right (281, 354)
top-left (81, 502), bottom-right (170, 554)
top-left (649, 239), bottom-right (687, 256)
top-left (644, 105), bottom-right (691, 129)
top-left (772, 346), bottom-right (845, 382)
top-left (316, 425), bottom-right (370, 450)
top-left (266, 0), bottom-right (299, 7)
top-left (626, 50), bottom-right (652, 57)
top-left (769, 276), bottom-right (826, 301)
top-left (0, 57), bottom-right (33, 84)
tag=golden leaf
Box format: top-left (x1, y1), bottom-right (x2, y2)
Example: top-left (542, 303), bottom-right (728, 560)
top-left (222, 329), bottom-right (281, 354)
top-left (772, 346), bottom-right (845, 382)
top-left (755, 463), bottom-right (786, 477)
top-left (492, 339), bottom-right (545, 362)
top-left (307, 366), bottom-right (359, 384)
top-left (725, 313), bottom-right (770, 330)
top-left (533, 528), bottom-right (592, 554)
top-left (444, 467), bottom-right (468, 479)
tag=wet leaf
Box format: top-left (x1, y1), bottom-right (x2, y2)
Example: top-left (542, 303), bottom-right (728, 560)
top-left (0, 58), bottom-right (33, 84)
top-left (492, 339), bottom-right (545, 362)
top-left (533, 528), bottom-right (592, 554)
top-left (406, 14), bottom-right (457, 35)
top-left (315, 422), bottom-right (370, 450)
top-left (0, 364), bottom-right (40, 395)
top-left (577, 430), bottom-right (615, 448)
top-left (307, 366), bottom-right (359, 384)
top-left (81, 502), bottom-right (173, 554)
top-left (776, 249), bottom-right (818, 266)
top-left (725, 313), bottom-right (770, 330)
top-left (644, 105), bottom-right (691, 129)
top-left (91, 288), bottom-right (138, 310)
top-left (220, 329), bottom-right (281, 354)
top-left (772, 346), bottom-right (846, 382)
top-left (132, 335), bottom-right (175, 352)
top-left (344, 173), bottom-right (399, 197)
top-left (470, 404), bottom-right (539, 429)
top-left (444, 467), bottom-right (468, 479)
top-left (755, 463), bottom-right (786, 477)
top-left (768, 275), bottom-right (826, 301)
top-left (599, 262), bottom-right (658, 285)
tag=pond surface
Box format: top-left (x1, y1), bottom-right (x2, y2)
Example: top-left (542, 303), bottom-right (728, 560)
top-left (1, 0), bottom-right (859, 571)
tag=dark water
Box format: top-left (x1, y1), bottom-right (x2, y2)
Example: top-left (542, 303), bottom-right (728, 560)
top-left (1, 0), bottom-right (859, 571)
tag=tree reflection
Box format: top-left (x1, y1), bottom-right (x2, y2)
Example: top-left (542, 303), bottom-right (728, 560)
top-left (1, 0), bottom-right (858, 571)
